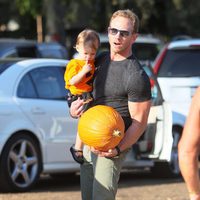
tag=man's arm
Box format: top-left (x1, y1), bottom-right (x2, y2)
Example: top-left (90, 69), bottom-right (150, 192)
top-left (178, 87), bottom-right (200, 199)
top-left (118, 100), bottom-right (151, 152)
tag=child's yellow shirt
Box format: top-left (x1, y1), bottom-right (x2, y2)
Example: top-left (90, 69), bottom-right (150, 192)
top-left (64, 59), bottom-right (95, 95)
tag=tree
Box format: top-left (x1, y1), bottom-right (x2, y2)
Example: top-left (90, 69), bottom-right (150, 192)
top-left (15, 0), bottom-right (43, 42)
top-left (1, 0), bottom-right (200, 45)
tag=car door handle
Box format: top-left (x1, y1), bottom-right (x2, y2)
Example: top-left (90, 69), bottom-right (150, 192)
top-left (31, 107), bottom-right (46, 114)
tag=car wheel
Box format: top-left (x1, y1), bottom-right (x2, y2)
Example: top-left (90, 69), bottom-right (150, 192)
top-left (152, 128), bottom-right (181, 177)
top-left (0, 133), bottom-right (42, 192)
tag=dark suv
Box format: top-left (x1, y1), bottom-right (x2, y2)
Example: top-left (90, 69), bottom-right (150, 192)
top-left (0, 38), bottom-right (68, 59)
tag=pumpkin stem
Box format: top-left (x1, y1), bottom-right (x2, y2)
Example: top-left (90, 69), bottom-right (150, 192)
top-left (113, 130), bottom-right (122, 137)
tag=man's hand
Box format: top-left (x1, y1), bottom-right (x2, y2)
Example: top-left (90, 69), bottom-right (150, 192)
top-left (70, 97), bottom-right (84, 118)
top-left (90, 147), bottom-right (119, 158)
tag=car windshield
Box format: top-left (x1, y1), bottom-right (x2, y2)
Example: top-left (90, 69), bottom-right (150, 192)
top-left (157, 49), bottom-right (200, 77)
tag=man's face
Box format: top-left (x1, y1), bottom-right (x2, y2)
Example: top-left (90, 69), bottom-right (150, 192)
top-left (108, 16), bottom-right (137, 55)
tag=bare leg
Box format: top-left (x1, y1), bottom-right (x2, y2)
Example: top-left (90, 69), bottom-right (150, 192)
top-left (74, 133), bottom-right (84, 150)
top-left (178, 88), bottom-right (200, 200)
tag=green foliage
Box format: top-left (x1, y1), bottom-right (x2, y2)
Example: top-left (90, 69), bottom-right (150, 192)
top-left (1, 0), bottom-right (200, 41)
top-left (15, 0), bottom-right (42, 17)
top-left (164, 0), bottom-right (200, 37)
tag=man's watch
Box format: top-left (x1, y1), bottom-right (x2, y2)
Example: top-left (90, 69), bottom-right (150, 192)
top-left (115, 146), bottom-right (121, 156)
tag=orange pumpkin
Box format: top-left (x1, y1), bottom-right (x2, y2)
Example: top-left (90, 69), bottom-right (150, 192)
top-left (78, 105), bottom-right (125, 151)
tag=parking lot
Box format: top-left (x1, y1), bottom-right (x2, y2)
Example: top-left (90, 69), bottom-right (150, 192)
top-left (0, 171), bottom-right (189, 200)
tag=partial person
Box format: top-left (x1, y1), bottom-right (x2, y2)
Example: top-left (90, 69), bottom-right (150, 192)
top-left (70, 9), bottom-right (152, 200)
top-left (179, 87), bottom-right (200, 200)
top-left (64, 29), bottom-right (100, 164)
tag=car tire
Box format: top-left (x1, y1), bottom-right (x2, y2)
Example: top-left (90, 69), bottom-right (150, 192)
top-left (0, 133), bottom-right (42, 192)
top-left (152, 127), bottom-right (181, 177)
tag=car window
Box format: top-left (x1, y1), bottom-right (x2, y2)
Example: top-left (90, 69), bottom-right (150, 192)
top-left (132, 43), bottom-right (160, 61)
top-left (17, 46), bottom-right (38, 57)
top-left (158, 49), bottom-right (200, 77)
top-left (98, 42), bottom-right (110, 54)
top-left (31, 67), bottom-right (66, 99)
top-left (17, 67), bottom-right (66, 100)
top-left (17, 74), bottom-right (37, 98)
top-left (2, 49), bottom-right (18, 58)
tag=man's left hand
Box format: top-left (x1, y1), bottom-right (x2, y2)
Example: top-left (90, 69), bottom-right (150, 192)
top-left (90, 147), bottom-right (119, 158)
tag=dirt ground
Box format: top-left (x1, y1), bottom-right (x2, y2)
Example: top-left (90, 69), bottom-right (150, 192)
top-left (0, 171), bottom-right (189, 200)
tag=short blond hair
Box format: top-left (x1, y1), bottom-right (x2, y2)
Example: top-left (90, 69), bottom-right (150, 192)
top-left (75, 29), bottom-right (100, 51)
top-left (110, 9), bottom-right (139, 33)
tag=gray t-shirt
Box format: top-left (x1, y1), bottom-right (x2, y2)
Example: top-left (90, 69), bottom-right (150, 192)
top-left (92, 52), bottom-right (151, 129)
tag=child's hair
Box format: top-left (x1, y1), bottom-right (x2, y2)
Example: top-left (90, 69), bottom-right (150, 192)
top-left (75, 29), bottom-right (100, 51)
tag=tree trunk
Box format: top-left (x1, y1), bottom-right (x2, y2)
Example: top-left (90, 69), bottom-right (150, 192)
top-left (36, 15), bottom-right (43, 43)
top-left (43, 0), bottom-right (66, 46)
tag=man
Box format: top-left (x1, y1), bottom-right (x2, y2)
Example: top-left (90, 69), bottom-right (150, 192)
top-left (179, 87), bottom-right (200, 200)
top-left (70, 9), bottom-right (152, 200)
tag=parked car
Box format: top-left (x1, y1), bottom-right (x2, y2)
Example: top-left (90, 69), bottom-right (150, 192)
top-left (153, 39), bottom-right (200, 154)
top-left (0, 38), bottom-right (68, 59)
top-left (0, 58), bottom-right (174, 192)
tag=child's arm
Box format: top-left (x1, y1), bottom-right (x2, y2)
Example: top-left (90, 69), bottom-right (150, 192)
top-left (69, 60), bottom-right (92, 85)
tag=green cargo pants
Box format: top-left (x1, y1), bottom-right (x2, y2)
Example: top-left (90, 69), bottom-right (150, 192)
top-left (80, 145), bottom-right (128, 200)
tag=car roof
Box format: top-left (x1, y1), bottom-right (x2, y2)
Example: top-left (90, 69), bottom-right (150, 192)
top-left (0, 58), bottom-right (68, 75)
top-left (135, 34), bottom-right (162, 44)
top-left (168, 39), bottom-right (200, 49)
top-left (5, 58), bottom-right (67, 66)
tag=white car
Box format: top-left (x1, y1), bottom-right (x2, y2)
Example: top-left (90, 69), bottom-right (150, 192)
top-left (0, 58), bottom-right (173, 192)
top-left (154, 39), bottom-right (200, 144)
top-left (0, 58), bottom-right (79, 192)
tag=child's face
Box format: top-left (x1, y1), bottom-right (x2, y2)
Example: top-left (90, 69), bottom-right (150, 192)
top-left (76, 44), bottom-right (97, 61)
